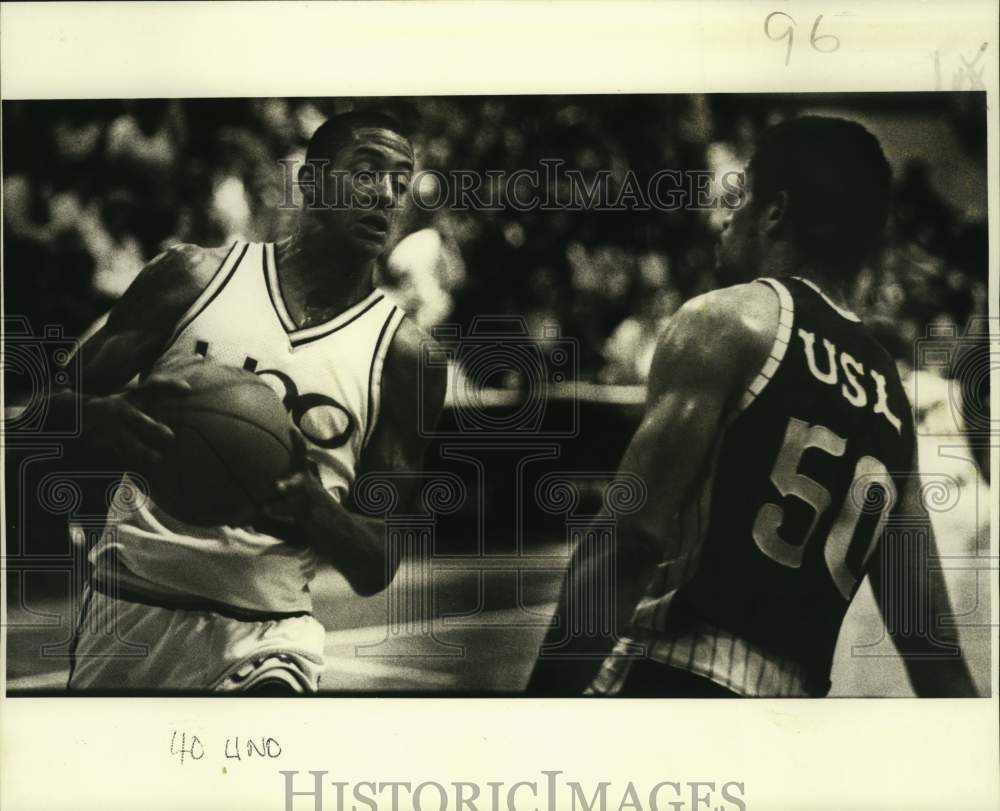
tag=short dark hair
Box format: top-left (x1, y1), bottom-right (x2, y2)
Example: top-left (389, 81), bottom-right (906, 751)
top-left (749, 116), bottom-right (892, 269)
top-left (305, 110), bottom-right (412, 166)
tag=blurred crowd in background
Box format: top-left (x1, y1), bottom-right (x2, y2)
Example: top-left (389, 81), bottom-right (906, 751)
top-left (3, 93), bottom-right (989, 387)
top-left (3, 95), bottom-right (991, 696)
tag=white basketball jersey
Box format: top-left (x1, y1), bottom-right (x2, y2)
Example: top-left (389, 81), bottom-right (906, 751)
top-left (90, 241), bottom-right (405, 615)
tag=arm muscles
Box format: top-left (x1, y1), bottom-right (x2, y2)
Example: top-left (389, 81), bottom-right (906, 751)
top-left (74, 244), bottom-right (215, 394)
top-left (295, 319), bottom-right (447, 596)
top-left (869, 449), bottom-right (977, 696)
top-left (353, 319), bottom-right (447, 515)
top-left (527, 286), bottom-right (776, 693)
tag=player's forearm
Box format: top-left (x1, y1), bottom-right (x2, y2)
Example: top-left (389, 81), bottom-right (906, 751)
top-left (528, 523), bottom-right (658, 695)
top-left (904, 658), bottom-right (978, 697)
top-left (298, 496), bottom-right (397, 596)
top-left (529, 550), bottom-right (616, 695)
top-left (893, 624), bottom-right (979, 697)
top-left (877, 526), bottom-right (979, 697)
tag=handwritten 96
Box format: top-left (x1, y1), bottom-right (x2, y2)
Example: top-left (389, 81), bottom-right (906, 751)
top-left (765, 12), bottom-right (841, 66)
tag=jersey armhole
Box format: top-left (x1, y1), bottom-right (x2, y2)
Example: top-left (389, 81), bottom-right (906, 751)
top-left (133, 241), bottom-right (246, 384)
top-left (160, 241), bottom-right (247, 354)
top-left (729, 277), bottom-right (795, 418)
top-left (362, 305), bottom-right (407, 450)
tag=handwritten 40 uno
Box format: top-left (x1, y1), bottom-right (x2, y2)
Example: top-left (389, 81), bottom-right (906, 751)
top-left (169, 730), bottom-right (282, 764)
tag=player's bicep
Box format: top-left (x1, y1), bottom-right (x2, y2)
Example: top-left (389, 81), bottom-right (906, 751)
top-left (616, 372), bottom-right (728, 559)
top-left (352, 322), bottom-right (447, 512)
top-left (614, 300), bottom-right (755, 556)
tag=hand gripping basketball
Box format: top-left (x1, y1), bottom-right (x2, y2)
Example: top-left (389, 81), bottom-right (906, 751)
top-left (140, 361), bottom-right (297, 527)
top-left (83, 372), bottom-right (193, 471)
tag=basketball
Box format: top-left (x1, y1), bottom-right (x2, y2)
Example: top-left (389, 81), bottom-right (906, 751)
top-left (143, 361), bottom-right (295, 526)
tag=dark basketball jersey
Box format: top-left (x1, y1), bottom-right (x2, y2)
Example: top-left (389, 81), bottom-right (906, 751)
top-left (594, 276), bottom-right (916, 697)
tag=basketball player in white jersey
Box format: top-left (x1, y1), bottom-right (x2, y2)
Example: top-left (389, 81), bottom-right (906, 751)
top-left (50, 111), bottom-right (447, 692)
top-left (528, 117), bottom-right (977, 697)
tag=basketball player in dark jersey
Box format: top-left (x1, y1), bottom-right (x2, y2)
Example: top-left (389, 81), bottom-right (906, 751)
top-left (528, 116), bottom-right (977, 697)
top-left (45, 111), bottom-right (447, 692)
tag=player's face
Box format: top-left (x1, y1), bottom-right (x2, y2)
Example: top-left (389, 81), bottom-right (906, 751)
top-left (318, 127), bottom-right (415, 258)
top-left (715, 168), bottom-right (764, 282)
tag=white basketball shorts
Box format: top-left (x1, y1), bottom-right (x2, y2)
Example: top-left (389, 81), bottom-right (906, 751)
top-left (67, 585), bottom-right (326, 693)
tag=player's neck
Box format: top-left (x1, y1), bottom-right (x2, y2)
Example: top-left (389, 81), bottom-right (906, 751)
top-left (763, 251), bottom-right (854, 312)
top-left (273, 232), bottom-right (375, 320)
top-left (793, 268), bottom-right (853, 311)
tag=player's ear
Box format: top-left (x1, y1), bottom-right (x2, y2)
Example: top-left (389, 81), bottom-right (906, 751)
top-left (758, 190), bottom-right (789, 238)
top-left (298, 161), bottom-right (321, 209)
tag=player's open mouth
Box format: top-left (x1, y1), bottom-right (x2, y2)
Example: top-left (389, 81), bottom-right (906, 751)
top-left (356, 214), bottom-right (389, 237)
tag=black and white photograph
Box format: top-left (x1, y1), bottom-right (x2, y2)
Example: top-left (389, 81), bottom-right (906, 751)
top-left (1, 2), bottom-right (997, 810)
top-left (5, 89), bottom-right (991, 699)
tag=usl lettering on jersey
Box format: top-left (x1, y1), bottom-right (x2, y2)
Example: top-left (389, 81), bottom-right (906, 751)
top-left (797, 328), bottom-right (903, 434)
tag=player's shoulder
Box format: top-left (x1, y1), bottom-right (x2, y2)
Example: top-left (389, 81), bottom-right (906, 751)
top-left (383, 315), bottom-right (447, 407)
top-left (148, 242), bottom-right (232, 288)
top-left (385, 314), bottom-right (441, 363)
top-left (645, 281), bottom-right (779, 401)
top-left (108, 242), bottom-right (233, 330)
top-left (664, 281), bottom-right (779, 355)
